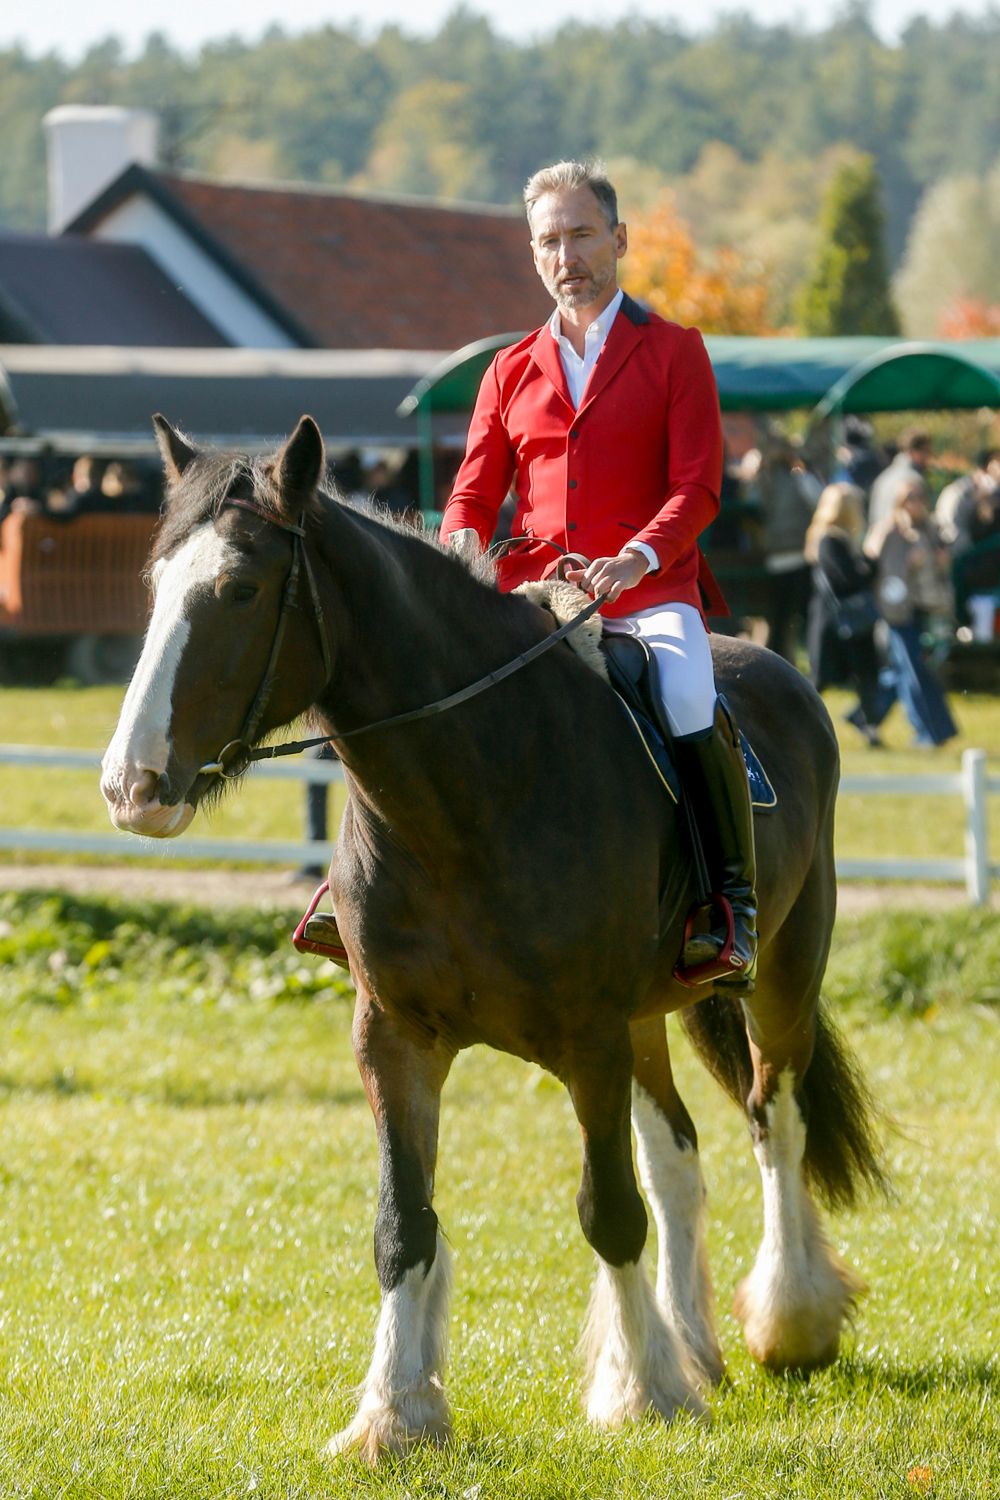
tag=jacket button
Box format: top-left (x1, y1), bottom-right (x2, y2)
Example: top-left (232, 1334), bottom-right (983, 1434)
top-left (570, 428), bottom-right (580, 438)
top-left (568, 521), bottom-right (577, 531)
top-left (568, 479), bottom-right (578, 489)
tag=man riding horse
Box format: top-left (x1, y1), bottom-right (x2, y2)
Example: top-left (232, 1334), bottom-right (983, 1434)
top-left (440, 159), bottom-right (757, 985)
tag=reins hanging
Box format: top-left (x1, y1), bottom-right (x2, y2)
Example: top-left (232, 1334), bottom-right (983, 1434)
top-left (198, 505), bottom-right (606, 779)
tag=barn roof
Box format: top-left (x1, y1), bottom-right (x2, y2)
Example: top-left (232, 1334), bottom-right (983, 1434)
top-left (0, 232), bottom-right (230, 347)
top-left (66, 167), bottom-right (554, 352)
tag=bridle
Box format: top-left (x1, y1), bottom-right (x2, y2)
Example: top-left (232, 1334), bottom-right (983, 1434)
top-left (197, 502), bottom-right (604, 780)
top-left (197, 497), bottom-right (332, 778)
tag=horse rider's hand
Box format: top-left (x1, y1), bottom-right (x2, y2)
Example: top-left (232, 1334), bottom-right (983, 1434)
top-left (564, 550), bottom-right (650, 603)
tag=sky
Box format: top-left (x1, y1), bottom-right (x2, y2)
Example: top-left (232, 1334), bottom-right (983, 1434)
top-left (1, 0), bottom-right (996, 59)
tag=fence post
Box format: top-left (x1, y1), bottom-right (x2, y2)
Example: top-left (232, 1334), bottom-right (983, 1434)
top-left (961, 748), bottom-right (990, 906)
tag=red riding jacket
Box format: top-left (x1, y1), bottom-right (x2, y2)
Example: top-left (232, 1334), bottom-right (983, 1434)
top-left (440, 293), bottom-right (727, 619)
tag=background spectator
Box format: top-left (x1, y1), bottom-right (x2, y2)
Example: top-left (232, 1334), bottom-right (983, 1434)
top-left (756, 428), bottom-right (819, 662)
top-left (805, 482), bottom-right (886, 747)
top-left (833, 416), bottom-right (884, 506)
top-left (865, 479), bottom-right (958, 747)
top-left (867, 428), bottom-right (933, 532)
top-left (936, 448), bottom-right (1000, 554)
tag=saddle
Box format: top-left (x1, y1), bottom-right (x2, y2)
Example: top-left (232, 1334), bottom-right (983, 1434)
top-left (601, 634), bottom-right (776, 814)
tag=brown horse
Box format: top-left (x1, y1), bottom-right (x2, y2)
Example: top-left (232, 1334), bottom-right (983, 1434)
top-left (101, 416), bottom-right (885, 1463)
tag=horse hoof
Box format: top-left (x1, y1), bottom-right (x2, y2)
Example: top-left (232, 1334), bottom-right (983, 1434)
top-left (326, 1401), bottom-right (452, 1466)
top-left (733, 1260), bottom-right (863, 1374)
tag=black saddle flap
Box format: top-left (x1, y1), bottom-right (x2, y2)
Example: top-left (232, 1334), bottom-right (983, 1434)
top-left (601, 635), bottom-right (676, 746)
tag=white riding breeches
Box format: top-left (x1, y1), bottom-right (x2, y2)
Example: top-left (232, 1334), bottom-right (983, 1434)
top-left (602, 601), bottom-right (717, 737)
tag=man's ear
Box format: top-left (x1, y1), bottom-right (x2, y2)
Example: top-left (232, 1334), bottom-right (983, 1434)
top-left (614, 222), bottom-right (628, 260)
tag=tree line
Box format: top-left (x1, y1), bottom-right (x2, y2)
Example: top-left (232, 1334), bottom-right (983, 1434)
top-left (1, 2), bottom-right (998, 335)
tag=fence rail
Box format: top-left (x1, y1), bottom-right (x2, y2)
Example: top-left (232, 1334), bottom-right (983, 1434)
top-left (0, 745), bottom-right (996, 904)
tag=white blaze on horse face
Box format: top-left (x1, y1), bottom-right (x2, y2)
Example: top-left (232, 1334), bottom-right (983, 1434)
top-left (101, 524), bottom-right (236, 832)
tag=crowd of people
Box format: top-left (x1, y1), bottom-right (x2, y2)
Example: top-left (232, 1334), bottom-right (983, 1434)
top-left (0, 454), bottom-right (161, 525)
top-left (741, 421), bottom-right (1000, 750)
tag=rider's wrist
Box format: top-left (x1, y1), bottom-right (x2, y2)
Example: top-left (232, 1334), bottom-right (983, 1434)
top-left (621, 540), bottom-right (658, 576)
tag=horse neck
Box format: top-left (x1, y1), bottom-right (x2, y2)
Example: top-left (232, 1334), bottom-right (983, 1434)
top-left (311, 505), bottom-right (533, 790)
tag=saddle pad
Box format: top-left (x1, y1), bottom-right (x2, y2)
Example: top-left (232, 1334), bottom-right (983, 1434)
top-left (741, 732), bottom-right (777, 811)
top-left (614, 694), bottom-right (776, 811)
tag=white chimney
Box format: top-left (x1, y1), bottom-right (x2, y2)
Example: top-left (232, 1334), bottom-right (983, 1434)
top-left (44, 105), bottom-right (158, 233)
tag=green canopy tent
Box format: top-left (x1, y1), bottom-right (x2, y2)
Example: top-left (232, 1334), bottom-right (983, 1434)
top-left (810, 341), bottom-right (1000, 419)
top-left (399, 335), bottom-right (1000, 508)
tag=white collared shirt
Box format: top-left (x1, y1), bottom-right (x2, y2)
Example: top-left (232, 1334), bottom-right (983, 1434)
top-left (549, 287), bottom-right (624, 410)
top-left (549, 288), bottom-right (658, 575)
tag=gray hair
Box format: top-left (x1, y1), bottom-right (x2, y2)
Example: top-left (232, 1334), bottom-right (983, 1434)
top-left (523, 160), bottom-right (619, 231)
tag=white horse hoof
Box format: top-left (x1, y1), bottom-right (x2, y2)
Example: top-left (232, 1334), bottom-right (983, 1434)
top-left (326, 1386), bottom-right (452, 1465)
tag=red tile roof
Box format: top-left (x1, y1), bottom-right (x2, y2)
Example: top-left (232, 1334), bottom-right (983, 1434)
top-left (75, 168), bottom-right (554, 351)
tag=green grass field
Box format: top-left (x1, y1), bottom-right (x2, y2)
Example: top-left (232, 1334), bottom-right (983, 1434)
top-left (1, 680), bottom-right (999, 870)
top-left (0, 890), bottom-right (996, 1498)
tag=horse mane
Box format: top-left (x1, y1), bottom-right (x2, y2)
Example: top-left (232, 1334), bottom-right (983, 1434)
top-left (150, 443), bottom-right (499, 593)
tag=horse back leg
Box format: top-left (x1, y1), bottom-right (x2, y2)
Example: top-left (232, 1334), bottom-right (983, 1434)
top-left (734, 851), bottom-right (877, 1372)
top-left (327, 992), bottom-right (455, 1464)
top-left (630, 1015), bottom-right (724, 1385)
top-left (566, 1023), bottom-right (705, 1427)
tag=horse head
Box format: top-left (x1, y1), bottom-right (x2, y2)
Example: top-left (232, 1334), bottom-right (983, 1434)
top-left (101, 414), bottom-right (329, 838)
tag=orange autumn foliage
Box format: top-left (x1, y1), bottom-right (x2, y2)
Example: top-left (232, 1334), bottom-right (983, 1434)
top-left (938, 296), bottom-right (1000, 338)
top-left (623, 193), bottom-right (773, 335)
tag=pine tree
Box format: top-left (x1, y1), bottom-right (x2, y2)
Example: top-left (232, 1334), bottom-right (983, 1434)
top-left (797, 154), bottom-right (900, 335)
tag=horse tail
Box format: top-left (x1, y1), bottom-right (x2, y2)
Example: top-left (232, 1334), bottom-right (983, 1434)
top-left (796, 1002), bottom-right (890, 1209)
top-left (680, 994), bottom-right (889, 1210)
top-left (679, 991), bottom-right (754, 1115)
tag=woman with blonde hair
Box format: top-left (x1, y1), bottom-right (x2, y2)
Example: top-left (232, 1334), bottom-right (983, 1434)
top-left (864, 479), bottom-right (957, 747)
top-left (805, 482), bottom-right (886, 746)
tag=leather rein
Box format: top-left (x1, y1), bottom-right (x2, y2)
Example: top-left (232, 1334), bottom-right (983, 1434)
top-left (197, 501), bottom-right (604, 780)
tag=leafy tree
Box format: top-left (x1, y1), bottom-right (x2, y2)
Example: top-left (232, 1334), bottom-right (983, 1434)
top-left (938, 297), bottom-right (1000, 338)
top-left (362, 80), bottom-right (489, 201)
top-left (797, 154), bottom-right (900, 335)
top-left (894, 165), bottom-right (1000, 336)
top-left (624, 193), bottom-right (772, 334)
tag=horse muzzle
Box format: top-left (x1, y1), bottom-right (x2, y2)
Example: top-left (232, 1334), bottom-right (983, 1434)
top-left (100, 765), bottom-right (196, 839)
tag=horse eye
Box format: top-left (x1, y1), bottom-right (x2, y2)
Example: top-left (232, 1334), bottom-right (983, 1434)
top-left (231, 583), bottom-right (259, 605)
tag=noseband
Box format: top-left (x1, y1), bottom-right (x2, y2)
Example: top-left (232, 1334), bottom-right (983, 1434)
top-left (197, 500), bottom-right (605, 780)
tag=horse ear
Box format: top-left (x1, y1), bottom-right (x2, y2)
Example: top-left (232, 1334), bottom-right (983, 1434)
top-left (275, 416), bottom-right (324, 508)
top-left (152, 414), bottom-right (197, 483)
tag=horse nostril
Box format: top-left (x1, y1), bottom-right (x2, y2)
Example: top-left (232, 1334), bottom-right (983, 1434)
top-left (157, 771), bottom-right (180, 806)
top-left (129, 769), bottom-right (161, 807)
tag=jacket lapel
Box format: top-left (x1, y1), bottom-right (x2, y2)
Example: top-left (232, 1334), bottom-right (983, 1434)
top-left (577, 295), bottom-right (645, 413)
top-left (529, 327), bottom-right (575, 412)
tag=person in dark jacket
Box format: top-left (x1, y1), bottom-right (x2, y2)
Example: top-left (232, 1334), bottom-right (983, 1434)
top-left (805, 482), bottom-right (887, 746)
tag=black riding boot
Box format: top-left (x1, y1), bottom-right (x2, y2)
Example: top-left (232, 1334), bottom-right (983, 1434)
top-left (675, 697), bottom-right (758, 987)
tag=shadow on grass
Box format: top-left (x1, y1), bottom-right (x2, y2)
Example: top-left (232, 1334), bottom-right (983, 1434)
top-left (839, 1351), bottom-right (999, 1396)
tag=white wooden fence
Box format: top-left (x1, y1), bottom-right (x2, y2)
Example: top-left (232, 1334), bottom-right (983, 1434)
top-left (0, 744), bottom-right (996, 904)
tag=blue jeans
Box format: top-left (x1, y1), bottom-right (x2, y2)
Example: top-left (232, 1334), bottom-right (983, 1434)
top-left (884, 622), bottom-right (957, 746)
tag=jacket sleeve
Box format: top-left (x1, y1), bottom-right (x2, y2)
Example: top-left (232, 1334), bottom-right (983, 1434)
top-left (630, 327), bottom-right (722, 567)
top-left (440, 355), bottom-right (516, 548)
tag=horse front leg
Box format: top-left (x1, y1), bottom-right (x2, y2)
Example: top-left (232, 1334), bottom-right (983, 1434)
top-left (567, 1028), bottom-right (706, 1428)
top-left (327, 992), bottom-right (455, 1465)
top-left (630, 1015), bottom-right (725, 1386)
